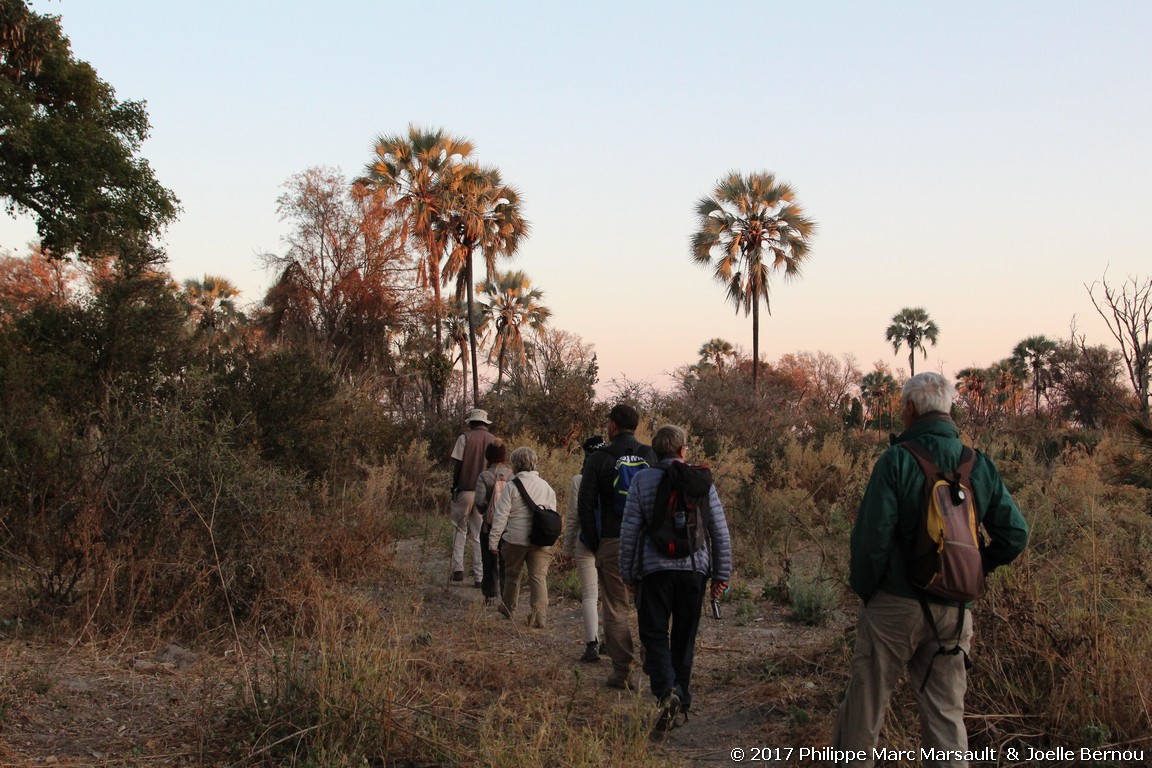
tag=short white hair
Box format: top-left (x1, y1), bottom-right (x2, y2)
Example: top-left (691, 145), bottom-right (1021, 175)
top-left (510, 446), bottom-right (538, 473)
top-left (902, 372), bottom-right (955, 415)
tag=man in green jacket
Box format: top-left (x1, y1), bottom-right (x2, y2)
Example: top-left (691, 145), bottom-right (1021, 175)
top-left (831, 372), bottom-right (1028, 768)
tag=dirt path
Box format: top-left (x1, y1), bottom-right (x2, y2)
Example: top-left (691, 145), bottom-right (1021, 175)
top-left (0, 535), bottom-right (845, 766)
top-left (396, 536), bottom-right (843, 767)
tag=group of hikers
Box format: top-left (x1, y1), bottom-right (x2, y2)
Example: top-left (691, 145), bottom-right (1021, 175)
top-left (445, 373), bottom-right (1029, 765)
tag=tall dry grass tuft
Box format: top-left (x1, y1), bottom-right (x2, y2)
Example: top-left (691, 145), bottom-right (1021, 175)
top-left (225, 573), bottom-right (671, 767)
top-left (966, 443), bottom-right (1152, 748)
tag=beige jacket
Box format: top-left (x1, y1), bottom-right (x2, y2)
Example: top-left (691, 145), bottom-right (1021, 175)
top-left (488, 470), bottom-right (558, 550)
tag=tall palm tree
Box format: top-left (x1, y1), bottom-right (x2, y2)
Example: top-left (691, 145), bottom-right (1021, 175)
top-left (1012, 335), bottom-right (1059, 415)
top-left (885, 307), bottom-right (940, 377)
top-left (697, 338), bottom-right (737, 379)
top-left (359, 125), bottom-right (473, 349)
top-left (442, 164), bottom-right (529, 406)
top-left (691, 171), bottom-right (816, 394)
top-left (477, 270), bottom-right (551, 390)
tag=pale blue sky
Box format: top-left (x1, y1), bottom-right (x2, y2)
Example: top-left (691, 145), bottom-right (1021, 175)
top-left (4, 1), bottom-right (1150, 391)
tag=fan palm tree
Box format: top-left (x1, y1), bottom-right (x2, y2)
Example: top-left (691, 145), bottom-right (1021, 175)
top-left (860, 368), bottom-right (898, 435)
top-left (885, 307), bottom-right (939, 377)
top-left (691, 171), bottom-right (816, 394)
top-left (697, 338), bottom-right (737, 379)
top-left (183, 274), bottom-right (244, 349)
top-left (990, 357), bottom-right (1027, 417)
top-left (477, 270), bottom-right (551, 390)
top-left (956, 366), bottom-right (992, 424)
top-left (442, 164), bottom-right (529, 406)
top-left (359, 125), bottom-right (473, 349)
top-left (1012, 335), bottom-right (1059, 415)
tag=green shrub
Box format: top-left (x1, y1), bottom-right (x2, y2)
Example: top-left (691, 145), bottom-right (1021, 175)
top-left (786, 570), bottom-right (838, 626)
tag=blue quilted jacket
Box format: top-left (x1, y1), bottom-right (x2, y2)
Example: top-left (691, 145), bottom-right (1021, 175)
top-left (619, 459), bottom-right (733, 585)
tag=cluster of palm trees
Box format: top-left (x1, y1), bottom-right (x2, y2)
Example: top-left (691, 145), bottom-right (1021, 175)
top-left (178, 130), bottom-right (547, 413)
top-left (356, 126), bottom-right (534, 409)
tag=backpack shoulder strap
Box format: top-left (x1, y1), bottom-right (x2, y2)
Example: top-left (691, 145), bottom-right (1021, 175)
top-left (511, 476), bottom-right (537, 510)
top-left (646, 465), bottom-right (670, 529)
top-left (898, 440), bottom-right (940, 480)
top-left (955, 446), bottom-right (976, 484)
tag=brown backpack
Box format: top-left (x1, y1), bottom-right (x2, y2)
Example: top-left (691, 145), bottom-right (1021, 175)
top-left (900, 440), bottom-right (985, 690)
top-left (901, 441), bottom-right (985, 602)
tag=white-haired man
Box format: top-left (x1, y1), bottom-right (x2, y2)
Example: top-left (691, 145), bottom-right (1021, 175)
top-left (831, 372), bottom-right (1028, 767)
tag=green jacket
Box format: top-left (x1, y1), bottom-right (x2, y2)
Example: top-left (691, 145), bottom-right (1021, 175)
top-left (849, 413), bottom-right (1029, 603)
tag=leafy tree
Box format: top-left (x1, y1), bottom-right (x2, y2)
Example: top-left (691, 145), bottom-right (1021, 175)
top-left (359, 125), bottom-right (473, 351)
top-left (260, 167), bottom-right (410, 374)
top-left (884, 307), bottom-right (939, 377)
top-left (1011, 335), bottom-right (1059, 415)
top-left (0, 245), bottom-right (77, 320)
top-left (691, 171), bottom-right (816, 394)
top-left (477, 269), bottom-right (551, 391)
top-left (0, 0), bottom-right (178, 256)
top-left (442, 163), bottom-right (528, 406)
top-left (1050, 338), bottom-right (1129, 428)
top-left (487, 327), bottom-right (598, 446)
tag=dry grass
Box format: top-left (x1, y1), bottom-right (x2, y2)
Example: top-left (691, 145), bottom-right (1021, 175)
top-left (3, 430), bottom-right (1152, 765)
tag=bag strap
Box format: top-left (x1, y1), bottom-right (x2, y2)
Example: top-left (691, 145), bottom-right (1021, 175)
top-left (511, 476), bottom-right (539, 511)
top-left (917, 596), bottom-right (971, 692)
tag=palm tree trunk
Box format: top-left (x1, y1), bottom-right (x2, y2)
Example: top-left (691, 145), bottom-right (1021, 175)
top-left (908, 347), bottom-right (915, 377)
top-left (425, 230), bottom-right (445, 416)
top-left (752, 298), bottom-right (760, 395)
top-left (459, 340), bottom-right (470, 412)
top-left (465, 248), bottom-right (481, 407)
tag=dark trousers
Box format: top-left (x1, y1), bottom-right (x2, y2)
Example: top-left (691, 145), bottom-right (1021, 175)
top-left (479, 523), bottom-right (504, 598)
top-left (636, 569), bottom-right (707, 711)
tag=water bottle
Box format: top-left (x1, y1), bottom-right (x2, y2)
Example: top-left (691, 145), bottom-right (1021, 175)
top-left (674, 509), bottom-right (686, 530)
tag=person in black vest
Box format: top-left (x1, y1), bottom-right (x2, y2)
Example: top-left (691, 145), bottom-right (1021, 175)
top-left (448, 409), bottom-right (497, 586)
top-left (577, 403), bottom-right (656, 690)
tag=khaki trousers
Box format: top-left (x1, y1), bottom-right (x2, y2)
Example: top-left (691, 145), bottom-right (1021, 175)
top-left (595, 537), bottom-right (634, 679)
top-left (450, 490), bottom-right (483, 582)
top-left (831, 590), bottom-right (973, 768)
top-left (501, 542), bottom-right (552, 628)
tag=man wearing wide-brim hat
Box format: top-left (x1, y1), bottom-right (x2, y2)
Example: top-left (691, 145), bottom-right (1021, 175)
top-left (449, 408), bottom-right (498, 586)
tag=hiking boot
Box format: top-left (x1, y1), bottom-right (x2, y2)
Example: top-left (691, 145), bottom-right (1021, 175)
top-left (473, 581), bottom-right (483, 589)
top-left (497, 602), bottom-right (512, 620)
top-left (580, 641), bottom-right (600, 663)
top-left (652, 690), bottom-right (682, 734)
top-left (606, 672), bottom-right (638, 691)
top-left (451, 570), bottom-right (464, 582)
